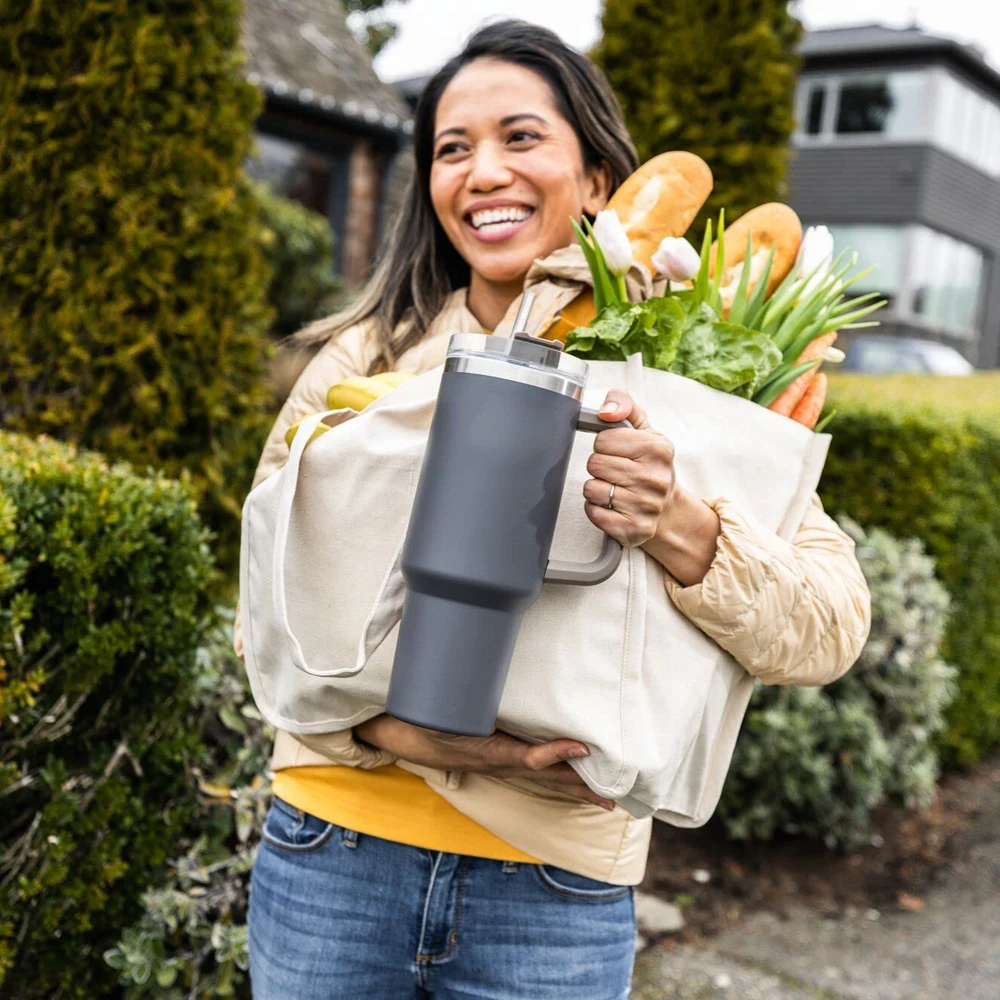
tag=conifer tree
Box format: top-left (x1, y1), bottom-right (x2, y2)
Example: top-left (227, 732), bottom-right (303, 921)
top-left (0, 0), bottom-right (275, 570)
top-left (595, 0), bottom-right (802, 230)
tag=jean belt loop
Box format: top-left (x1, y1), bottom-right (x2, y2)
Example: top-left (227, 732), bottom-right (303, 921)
top-left (341, 827), bottom-right (359, 849)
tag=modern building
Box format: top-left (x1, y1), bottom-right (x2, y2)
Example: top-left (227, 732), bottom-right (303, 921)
top-left (240, 0), bottom-right (411, 287)
top-left (789, 24), bottom-right (1000, 367)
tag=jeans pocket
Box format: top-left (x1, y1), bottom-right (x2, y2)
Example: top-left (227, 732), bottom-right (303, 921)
top-left (532, 864), bottom-right (633, 902)
top-left (261, 796), bottom-right (336, 854)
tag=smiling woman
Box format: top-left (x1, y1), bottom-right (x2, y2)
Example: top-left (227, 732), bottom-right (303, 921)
top-left (240, 16), bottom-right (870, 1000)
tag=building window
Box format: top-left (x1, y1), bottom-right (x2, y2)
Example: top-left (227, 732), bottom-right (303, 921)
top-left (835, 73), bottom-right (926, 136)
top-left (932, 69), bottom-right (1000, 176)
top-left (805, 84), bottom-right (826, 135)
top-left (910, 227), bottom-right (984, 336)
top-left (797, 71), bottom-right (931, 141)
top-left (825, 224), bottom-right (905, 307)
top-left (246, 132), bottom-right (342, 220)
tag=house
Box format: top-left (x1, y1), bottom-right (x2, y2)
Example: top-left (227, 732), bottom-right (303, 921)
top-left (790, 24), bottom-right (1000, 368)
top-left (393, 23), bottom-right (1000, 368)
top-left (241, 0), bottom-right (412, 287)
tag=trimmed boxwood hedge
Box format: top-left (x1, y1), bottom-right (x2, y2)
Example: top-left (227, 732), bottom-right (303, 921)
top-left (0, 432), bottom-right (214, 998)
top-left (821, 374), bottom-right (1000, 765)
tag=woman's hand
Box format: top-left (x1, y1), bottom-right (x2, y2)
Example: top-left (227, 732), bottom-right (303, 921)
top-left (585, 390), bottom-right (722, 587)
top-left (355, 715), bottom-right (616, 810)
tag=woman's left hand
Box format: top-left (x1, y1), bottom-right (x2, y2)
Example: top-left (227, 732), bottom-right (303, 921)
top-left (583, 390), bottom-right (676, 548)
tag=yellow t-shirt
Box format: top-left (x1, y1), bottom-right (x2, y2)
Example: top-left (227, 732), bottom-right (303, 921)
top-left (272, 764), bottom-right (540, 862)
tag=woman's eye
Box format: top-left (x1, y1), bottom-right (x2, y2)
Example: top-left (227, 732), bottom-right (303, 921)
top-left (507, 130), bottom-right (540, 145)
top-left (435, 142), bottom-right (467, 159)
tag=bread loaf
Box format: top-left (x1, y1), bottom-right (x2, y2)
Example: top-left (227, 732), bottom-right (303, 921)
top-left (710, 203), bottom-right (803, 315)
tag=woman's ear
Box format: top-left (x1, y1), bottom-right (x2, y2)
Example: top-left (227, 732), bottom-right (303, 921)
top-left (581, 161), bottom-right (613, 217)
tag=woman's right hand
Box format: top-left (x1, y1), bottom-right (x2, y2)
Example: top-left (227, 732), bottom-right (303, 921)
top-left (354, 714), bottom-right (616, 811)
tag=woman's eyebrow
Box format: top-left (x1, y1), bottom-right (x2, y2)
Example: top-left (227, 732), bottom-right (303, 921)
top-left (434, 113), bottom-right (550, 143)
top-left (500, 113), bottom-right (549, 128)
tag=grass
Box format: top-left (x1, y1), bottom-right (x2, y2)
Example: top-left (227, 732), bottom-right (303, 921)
top-left (827, 373), bottom-right (1000, 427)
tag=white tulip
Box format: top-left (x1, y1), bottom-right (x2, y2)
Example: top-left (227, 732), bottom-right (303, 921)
top-left (796, 225), bottom-right (835, 298)
top-left (591, 209), bottom-right (633, 276)
top-left (651, 236), bottom-right (701, 282)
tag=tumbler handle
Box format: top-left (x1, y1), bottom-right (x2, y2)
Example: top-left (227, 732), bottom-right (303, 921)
top-left (543, 407), bottom-right (629, 586)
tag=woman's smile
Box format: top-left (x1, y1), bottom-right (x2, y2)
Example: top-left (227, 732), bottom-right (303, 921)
top-left (464, 199), bottom-right (537, 243)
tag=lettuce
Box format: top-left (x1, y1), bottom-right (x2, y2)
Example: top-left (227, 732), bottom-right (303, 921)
top-left (566, 296), bottom-right (781, 398)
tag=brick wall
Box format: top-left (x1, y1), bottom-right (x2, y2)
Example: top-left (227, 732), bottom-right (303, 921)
top-left (341, 139), bottom-right (383, 287)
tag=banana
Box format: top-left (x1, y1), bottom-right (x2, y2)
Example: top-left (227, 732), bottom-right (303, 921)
top-left (285, 372), bottom-right (416, 449)
top-left (326, 376), bottom-right (393, 412)
top-left (369, 371), bottom-right (415, 389)
top-left (284, 420), bottom-right (331, 449)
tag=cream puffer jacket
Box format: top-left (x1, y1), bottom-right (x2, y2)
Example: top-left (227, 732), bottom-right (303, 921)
top-left (234, 261), bottom-right (872, 885)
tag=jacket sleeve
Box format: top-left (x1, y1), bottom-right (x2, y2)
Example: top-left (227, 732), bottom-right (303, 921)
top-left (233, 320), bottom-right (398, 769)
top-left (664, 495), bottom-right (871, 686)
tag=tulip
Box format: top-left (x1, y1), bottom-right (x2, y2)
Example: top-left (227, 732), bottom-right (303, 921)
top-left (591, 209), bottom-right (633, 276)
top-left (651, 236), bottom-right (701, 282)
top-left (796, 225), bottom-right (835, 298)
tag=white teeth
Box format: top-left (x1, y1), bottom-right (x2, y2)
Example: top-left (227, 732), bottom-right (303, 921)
top-left (469, 206), bottom-right (532, 230)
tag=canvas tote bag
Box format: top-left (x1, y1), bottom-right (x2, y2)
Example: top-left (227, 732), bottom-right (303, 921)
top-left (239, 352), bottom-right (829, 826)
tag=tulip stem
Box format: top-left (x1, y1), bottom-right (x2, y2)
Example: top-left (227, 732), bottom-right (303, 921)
top-left (615, 273), bottom-right (628, 305)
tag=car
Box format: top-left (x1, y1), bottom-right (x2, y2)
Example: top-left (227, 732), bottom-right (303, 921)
top-left (841, 334), bottom-right (974, 375)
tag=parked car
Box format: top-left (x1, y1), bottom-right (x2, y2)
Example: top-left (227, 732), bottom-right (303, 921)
top-left (842, 334), bottom-right (974, 375)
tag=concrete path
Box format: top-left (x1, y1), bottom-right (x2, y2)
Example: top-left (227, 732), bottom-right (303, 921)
top-left (632, 775), bottom-right (1000, 999)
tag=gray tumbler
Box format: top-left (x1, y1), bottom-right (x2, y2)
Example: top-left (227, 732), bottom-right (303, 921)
top-left (385, 313), bottom-right (628, 736)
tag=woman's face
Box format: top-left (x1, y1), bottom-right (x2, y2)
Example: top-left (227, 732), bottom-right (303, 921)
top-left (430, 58), bottom-right (611, 291)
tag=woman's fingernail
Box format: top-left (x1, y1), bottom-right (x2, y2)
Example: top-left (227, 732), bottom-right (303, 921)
top-left (600, 403), bottom-right (619, 416)
top-left (566, 745), bottom-right (590, 758)
top-left (600, 801), bottom-right (615, 811)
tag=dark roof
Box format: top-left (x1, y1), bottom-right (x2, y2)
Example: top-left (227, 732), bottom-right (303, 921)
top-left (242, 0), bottom-right (411, 135)
top-left (802, 24), bottom-right (1000, 96)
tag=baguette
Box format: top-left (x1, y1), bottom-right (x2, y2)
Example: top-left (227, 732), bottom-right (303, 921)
top-left (545, 152), bottom-right (713, 342)
top-left (710, 203), bottom-right (803, 316)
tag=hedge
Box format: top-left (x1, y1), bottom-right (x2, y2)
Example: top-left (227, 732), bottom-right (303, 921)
top-left (820, 374), bottom-right (1000, 764)
top-left (0, 432), bottom-right (215, 998)
top-left (720, 519), bottom-right (956, 847)
top-left (0, 0), bottom-right (275, 576)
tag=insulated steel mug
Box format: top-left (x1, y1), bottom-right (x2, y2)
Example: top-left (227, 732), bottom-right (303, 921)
top-left (385, 303), bottom-right (627, 735)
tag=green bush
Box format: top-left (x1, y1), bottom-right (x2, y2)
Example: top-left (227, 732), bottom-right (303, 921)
top-left (719, 519), bottom-right (956, 847)
top-left (595, 0), bottom-right (802, 230)
top-left (821, 375), bottom-right (1000, 764)
top-left (0, 432), bottom-right (215, 997)
top-left (254, 181), bottom-right (341, 339)
top-left (105, 609), bottom-right (271, 999)
top-left (0, 1), bottom-right (275, 575)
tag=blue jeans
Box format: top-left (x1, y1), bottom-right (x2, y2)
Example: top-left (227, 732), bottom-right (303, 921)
top-left (248, 796), bottom-right (636, 999)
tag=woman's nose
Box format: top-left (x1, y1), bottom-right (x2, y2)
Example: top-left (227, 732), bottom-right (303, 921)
top-left (466, 142), bottom-right (514, 192)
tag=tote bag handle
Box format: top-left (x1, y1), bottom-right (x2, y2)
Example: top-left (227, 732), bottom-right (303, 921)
top-left (272, 408), bottom-right (399, 679)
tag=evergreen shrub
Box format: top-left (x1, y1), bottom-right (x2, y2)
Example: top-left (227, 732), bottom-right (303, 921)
top-left (254, 181), bottom-right (340, 338)
top-left (720, 519), bottom-right (956, 847)
top-left (821, 376), bottom-right (1000, 764)
top-left (0, 0), bottom-right (275, 574)
top-left (595, 0), bottom-right (802, 229)
top-left (0, 432), bottom-right (215, 998)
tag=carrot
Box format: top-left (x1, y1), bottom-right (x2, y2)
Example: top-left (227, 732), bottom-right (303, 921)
top-left (767, 331), bottom-right (838, 417)
top-left (790, 372), bottom-right (827, 430)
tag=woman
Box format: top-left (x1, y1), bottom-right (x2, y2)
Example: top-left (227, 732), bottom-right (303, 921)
top-left (242, 20), bottom-right (871, 1000)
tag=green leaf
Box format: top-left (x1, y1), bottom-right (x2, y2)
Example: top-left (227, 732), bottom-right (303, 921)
top-left (667, 318), bottom-right (781, 397)
top-left (814, 408), bottom-right (838, 433)
top-left (728, 231), bottom-right (755, 326)
top-left (741, 246), bottom-right (776, 329)
top-left (752, 358), bottom-right (821, 407)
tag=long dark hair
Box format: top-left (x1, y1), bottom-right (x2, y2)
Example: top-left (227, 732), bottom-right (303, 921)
top-left (295, 19), bottom-right (638, 372)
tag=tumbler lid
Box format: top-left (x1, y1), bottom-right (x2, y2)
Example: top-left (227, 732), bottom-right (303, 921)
top-left (445, 333), bottom-right (588, 388)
